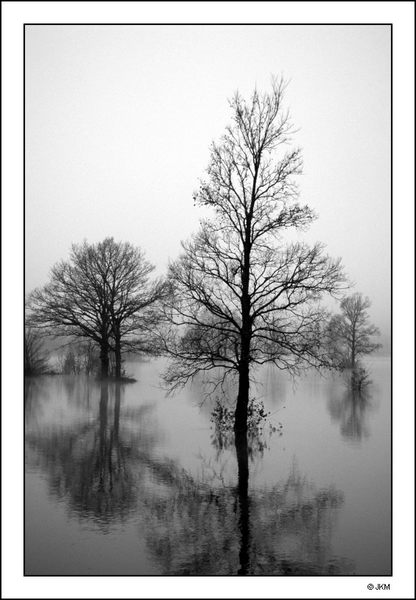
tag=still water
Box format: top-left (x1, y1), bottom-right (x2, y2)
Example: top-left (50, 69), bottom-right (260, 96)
top-left (25, 357), bottom-right (391, 576)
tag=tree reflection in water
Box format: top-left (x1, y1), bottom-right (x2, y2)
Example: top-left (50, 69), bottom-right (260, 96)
top-left (25, 376), bottom-right (49, 424)
top-left (327, 385), bottom-right (374, 441)
top-left (143, 424), bottom-right (354, 575)
top-left (26, 381), bottom-right (157, 527)
top-left (235, 428), bottom-right (249, 575)
top-left (26, 382), bottom-right (354, 574)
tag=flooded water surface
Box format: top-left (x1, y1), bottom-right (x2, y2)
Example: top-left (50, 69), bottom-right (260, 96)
top-left (25, 357), bottom-right (391, 576)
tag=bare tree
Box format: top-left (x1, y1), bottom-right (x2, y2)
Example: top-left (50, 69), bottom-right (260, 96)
top-left (163, 79), bottom-right (345, 431)
top-left (327, 293), bottom-right (381, 370)
top-left (25, 328), bottom-right (49, 375)
top-left (28, 238), bottom-right (164, 378)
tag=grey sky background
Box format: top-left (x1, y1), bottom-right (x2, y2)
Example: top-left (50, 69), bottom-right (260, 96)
top-left (25, 25), bottom-right (391, 341)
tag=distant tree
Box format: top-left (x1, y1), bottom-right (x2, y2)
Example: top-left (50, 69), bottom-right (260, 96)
top-left (327, 293), bottom-right (381, 370)
top-left (79, 341), bottom-right (100, 375)
top-left (25, 328), bottom-right (49, 375)
top-left (162, 79), bottom-right (345, 432)
top-left (325, 314), bottom-right (348, 369)
top-left (62, 349), bottom-right (78, 374)
top-left (54, 342), bottom-right (95, 375)
top-left (28, 238), bottom-right (165, 378)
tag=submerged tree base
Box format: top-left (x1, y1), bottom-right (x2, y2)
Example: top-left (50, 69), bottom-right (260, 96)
top-left (25, 370), bottom-right (60, 377)
top-left (98, 374), bottom-right (137, 383)
top-left (211, 397), bottom-right (282, 457)
top-left (349, 364), bottom-right (372, 391)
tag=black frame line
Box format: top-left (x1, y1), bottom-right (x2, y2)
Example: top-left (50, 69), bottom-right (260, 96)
top-left (23, 22), bottom-right (393, 579)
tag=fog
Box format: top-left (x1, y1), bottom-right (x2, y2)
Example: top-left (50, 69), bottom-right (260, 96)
top-left (25, 25), bottom-right (391, 344)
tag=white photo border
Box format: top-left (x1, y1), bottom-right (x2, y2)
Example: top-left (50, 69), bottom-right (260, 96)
top-left (2, 2), bottom-right (414, 599)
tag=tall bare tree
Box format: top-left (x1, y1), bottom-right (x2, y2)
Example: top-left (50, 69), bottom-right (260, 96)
top-left (327, 293), bottom-right (381, 370)
top-left (163, 79), bottom-right (345, 431)
top-left (28, 238), bottom-right (164, 378)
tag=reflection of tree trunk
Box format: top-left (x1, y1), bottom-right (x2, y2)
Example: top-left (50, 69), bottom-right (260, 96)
top-left (114, 384), bottom-right (121, 442)
top-left (111, 383), bottom-right (121, 480)
top-left (99, 382), bottom-right (109, 490)
top-left (235, 428), bottom-right (250, 575)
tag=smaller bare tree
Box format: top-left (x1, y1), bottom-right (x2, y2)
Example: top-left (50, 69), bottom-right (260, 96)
top-left (25, 328), bottom-right (50, 375)
top-left (27, 238), bottom-right (166, 378)
top-left (327, 293), bottom-right (381, 371)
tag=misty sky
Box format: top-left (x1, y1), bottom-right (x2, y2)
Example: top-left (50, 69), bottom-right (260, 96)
top-left (25, 25), bottom-right (391, 337)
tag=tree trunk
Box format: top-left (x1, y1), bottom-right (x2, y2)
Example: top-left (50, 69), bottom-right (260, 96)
top-left (235, 213), bottom-right (252, 432)
top-left (235, 282), bottom-right (251, 433)
top-left (351, 320), bottom-right (356, 369)
top-left (235, 427), bottom-right (250, 575)
top-left (115, 334), bottom-right (122, 378)
top-left (235, 358), bottom-right (250, 432)
top-left (100, 341), bottom-right (110, 378)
